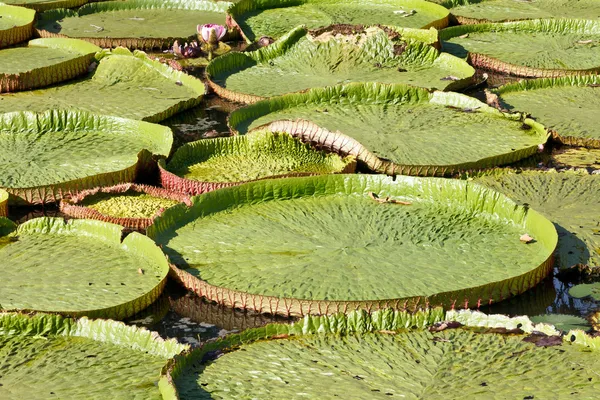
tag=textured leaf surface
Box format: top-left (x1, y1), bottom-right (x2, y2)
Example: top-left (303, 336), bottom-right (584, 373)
top-left (0, 217), bottom-right (170, 319)
top-left (229, 83), bottom-right (548, 175)
top-left (0, 48), bottom-right (205, 122)
top-left (0, 38), bottom-right (100, 92)
top-left (208, 25), bottom-right (473, 101)
top-left (171, 311), bottom-right (600, 399)
top-left (6, 0), bottom-right (87, 12)
top-left (0, 4), bottom-right (35, 48)
top-left (444, 0), bottom-right (600, 23)
top-left (0, 190), bottom-right (7, 217)
top-left (569, 283), bottom-right (600, 301)
top-left (165, 130), bottom-right (354, 183)
top-left (441, 19), bottom-right (600, 75)
top-left (0, 313), bottom-right (187, 400)
top-left (552, 147), bottom-right (600, 169)
top-left (0, 110), bottom-right (172, 189)
top-left (229, 0), bottom-right (450, 42)
top-left (474, 170), bottom-right (600, 269)
top-left (148, 174), bottom-right (556, 313)
top-left (495, 75), bottom-right (600, 147)
top-left (529, 314), bottom-right (591, 333)
top-left (81, 193), bottom-right (180, 219)
top-left (36, 0), bottom-right (230, 49)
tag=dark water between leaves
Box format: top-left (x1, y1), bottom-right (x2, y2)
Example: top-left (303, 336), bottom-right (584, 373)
top-left (8, 72), bottom-right (598, 345)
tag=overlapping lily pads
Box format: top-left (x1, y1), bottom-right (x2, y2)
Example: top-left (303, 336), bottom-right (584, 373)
top-left (495, 75), bottom-right (600, 147)
top-left (0, 38), bottom-right (100, 93)
top-left (0, 217), bottom-right (171, 319)
top-left (161, 309), bottom-right (600, 399)
top-left (0, 110), bottom-right (172, 204)
top-left (36, 0), bottom-right (231, 50)
top-left (0, 3), bottom-right (35, 48)
top-left (0, 313), bottom-right (187, 399)
top-left (6, 0), bottom-right (87, 12)
top-left (228, 0), bottom-right (451, 43)
top-left (207, 25), bottom-right (474, 103)
top-left (441, 19), bottom-right (600, 78)
top-left (60, 183), bottom-right (191, 231)
top-left (148, 174), bottom-right (557, 316)
top-left (474, 169), bottom-right (600, 270)
top-left (159, 130), bottom-right (356, 195)
top-left (0, 48), bottom-right (206, 122)
top-left (441, 0), bottom-right (600, 24)
top-left (229, 83), bottom-right (548, 176)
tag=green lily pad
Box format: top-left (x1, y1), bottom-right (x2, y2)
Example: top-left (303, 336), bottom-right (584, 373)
top-left (552, 147), bottom-right (600, 169)
top-left (441, 19), bottom-right (600, 78)
top-left (0, 189), bottom-right (7, 217)
top-left (0, 4), bottom-right (35, 48)
top-left (474, 169), bottom-right (600, 270)
top-left (0, 313), bottom-right (187, 399)
top-left (148, 174), bottom-right (557, 316)
top-left (442, 0), bottom-right (600, 24)
top-left (161, 310), bottom-right (600, 399)
top-left (0, 110), bottom-right (172, 204)
top-left (6, 0), bottom-right (87, 12)
top-left (0, 38), bottom-right (100, 93)
top-left (228, 0), bottom-right (451, 43)
top-left (529, 314), bottom-right (591, 333)
top-left (0, 48), bottom-right (206, 122)
top-left (207, 25), bottom-right (474, 103)
top-left (570, 283), bottom-right (600, 301)
top-left (229, 83), bottom-right (549, 176)
top-left (159, 130), bottom-right (356, 195)
top-left (36, 0), bottom-right (231, 50)
top-left (60, 183), bottom-right (191, 231)
top-left (0, 217), bottom-right (171, 319)
top-left (495, 75), bottom-right (600, 148)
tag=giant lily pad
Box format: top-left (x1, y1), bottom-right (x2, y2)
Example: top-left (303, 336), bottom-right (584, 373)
top-left (161, 309), bottom-right (600, 399)
top-left (6, 0), bottom-right (87, 12)
top-left (495, 75), bottom-right (600, 148)
top-left (0, 313), bottom-right (187, 399)
top-left (570, 282), bottom-right (600, 301)
top-left (0, 110), bottom-right (172, 204)
top-left (207, 25), bottom-right (474, 103)
top-left (36, 0), bottom-right (231, 50)
top-left (0, 38), bottom-right (100, 93)
top-left (228, 0), bottom-right (451, 43)
top-left (159, 130), bottom-right (356, 195)
top-left (0, 4), bottom-right (35, 48)
top-left (474, 169), bottom-right (600, 270)
top-left (0, 48), bottom-right (206, 122)
top-left (441, 0), bottom-right (600, 24)
top-left (0, 189), bottom-right (7, 217)
top-left (147, 174), bottom-right (557, 316)
top-left (60, 183), bottom-right (191, 231)
top-left (441, 19), bottom-right (600, 78)
top-left (0, 217), bottom-right (171, 319)
top-left (228, 83), bottom-right (549, 176)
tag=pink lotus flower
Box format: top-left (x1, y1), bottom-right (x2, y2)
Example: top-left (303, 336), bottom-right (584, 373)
top-left (197, 24), bottom-right (226, 44)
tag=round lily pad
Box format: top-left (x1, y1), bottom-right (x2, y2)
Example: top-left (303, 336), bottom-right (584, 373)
top-left (162, 310), bottom-right (600, 399)
top-left (0, 109), bottom-right (172, 204)
top-left (0, 48), bottom-right (206, 122)
top-left (474, 169), bottom-right (600, 270)
top-left (0, 189), bottom-right (7, 217)
top-left (552, 147), bottom-right (600, 169)
top-left (6, 0), bottom-right (87, 12)
top-left (570, 283), bottom-right (600, 301)
top-left (495, 75), bottom-right (600, 148)
top-left (0, 217), bottom-right (171, 319)
top-left (229, 83), bottom-right (549, 176)
top-left (60, 183), bottom-right (191, 231)
top-left (0, 4), bottom-right (35, 48)
top-left (444, 0), bottom-right (600, 24)
top-left (36, 0), bottom-right (230, 50)
top-left (147, 174), bottom-right (557, 316)
top-left (207, 25), bottom-right (474, 104)
top-left (529, 314), bottom-right (591, 333)
top-left (441, 19), bottom-right (600, 78)
top-left (228, 0), bottom-right (451, 43)
top-left (159, 130), bottom-right (356, 195)
top-left (0, 313), bottom-right (187, 399)
top-left (0, 38), bottom-right (100, 93)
